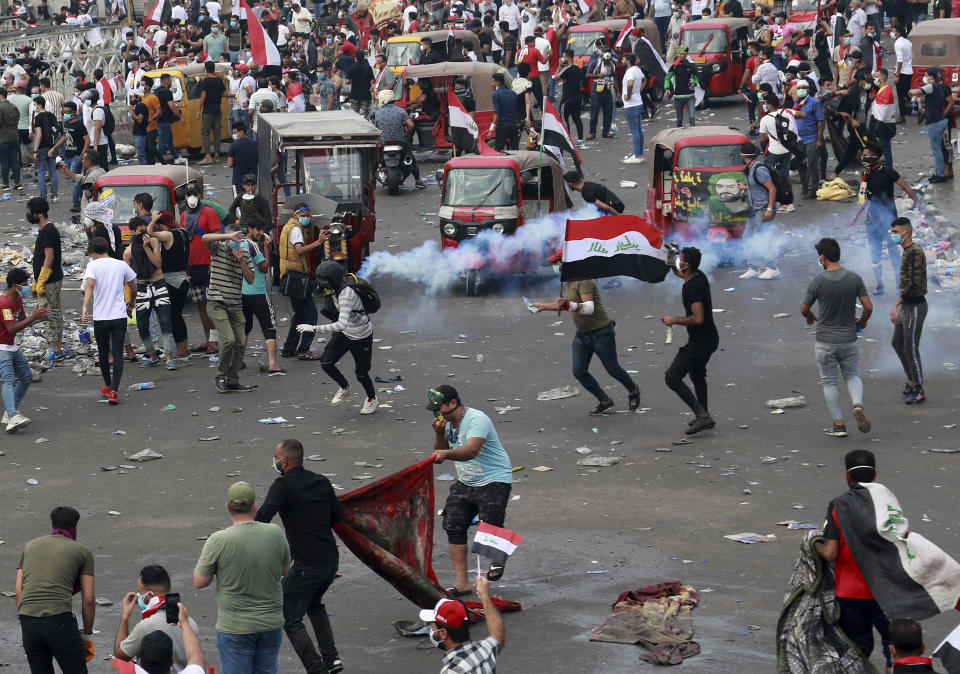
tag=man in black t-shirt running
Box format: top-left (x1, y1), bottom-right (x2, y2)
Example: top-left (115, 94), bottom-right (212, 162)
top-left (661, 247), bottom-right (719, 435)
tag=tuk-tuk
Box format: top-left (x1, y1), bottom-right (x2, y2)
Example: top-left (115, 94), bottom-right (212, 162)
top-left (566, 19), bottom-right (662, 97)
top-left (643, 127), bottom-right (750, 242)
top-left (92, 165), bottom-right (206, 244)
top-left (908, 18), bottom-right (960, 95)
top-left (438, 150), bottom-right (571, 295)
top-left (678, 18), bottom-right (751, 102)
top-left (397, 62), bottom-right (512, 151)
top-left (257, 111), bottom-right (381, 274)
top-left (143, 63), bottom-right (232, 156)
top-left (385, 30), bottom-right (482, 78)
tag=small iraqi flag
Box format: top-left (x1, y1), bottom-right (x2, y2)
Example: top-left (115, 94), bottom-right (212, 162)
top-left (541, 98), bottom-right (580, 172)
top-left (560, 214), bottom-right (669, 283)
top-left (471, 522), bottom-right (523, 564)
top-left (935, 623), bottom-right (960, 674)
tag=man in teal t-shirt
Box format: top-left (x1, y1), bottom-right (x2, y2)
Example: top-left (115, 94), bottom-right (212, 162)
top-left (428, 385), bottom-right (513, 596)
top-left (240, 214), bottom-right (283, 374)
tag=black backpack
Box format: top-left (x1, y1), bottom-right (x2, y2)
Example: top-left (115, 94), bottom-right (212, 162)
top-left (98, 105), bottom-right (115, 135)
top-left (773, 110), bottom-right (798, 147)
top-left (344, 273), bottom-right (380, 314)
top-left (751, 161), bottom-right (794, 206)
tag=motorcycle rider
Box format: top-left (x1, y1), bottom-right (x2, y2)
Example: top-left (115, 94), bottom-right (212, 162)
top-left (370, 89), bottom-right (426, 190)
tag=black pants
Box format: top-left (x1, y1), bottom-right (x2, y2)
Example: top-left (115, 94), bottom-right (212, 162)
top-left (837, 597), bottom-right (892, 666)
top-left (166, 279), bottom-right (190, 346)
top-left (664, 343), bottom-right (717, 415)
top-left (283, 563), bottom-right (339, 673)
top-left (20, 612), bottom-right (87, 674)
top-left (242, 293), bottom-right (277, 340)
top-left (94, 317), bottom-right (126, 391)
top-left (560, 98), bottom-right (583, 140)
top-left (320, 332), bottom-right (376, 399)
top-left (895, 75), bottom-right (912, 118)
top-left (106, 131), bottom-right (117, 164)
top-left (494, 121), bottom-right (519, 151)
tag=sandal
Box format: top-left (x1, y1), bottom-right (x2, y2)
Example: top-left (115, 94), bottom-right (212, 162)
top-left (487, 562), bottom-right (505, 582)
top-left (189, 343), bottom-right (209, 353)
top-left (124, 353), bottom-right (139, 362)
top-left (445, 587), bottom-right (472, 598)
top-left (297, 352), bottom-right (321, 360)
top-left (259, 363), bottom-right (287, 374)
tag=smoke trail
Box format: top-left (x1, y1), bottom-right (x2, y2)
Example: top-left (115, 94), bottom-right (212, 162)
top-left (358, 204), bottom-right (602, 293)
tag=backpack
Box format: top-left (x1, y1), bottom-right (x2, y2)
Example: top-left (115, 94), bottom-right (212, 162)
top-left (773, 110), bottom-right (798, 147)
top-left (751, 161), bottom-right (794, 206)
top-left (343, 273), bottom-right (380, 314)
top-left (98, 105), bottom-right (115, 135)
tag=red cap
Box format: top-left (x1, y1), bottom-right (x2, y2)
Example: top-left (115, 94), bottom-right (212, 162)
top-left (546, 248), bottom-right (563, 263)
top-left (234, 63), bottom-right (249, 73)
top-left (419, 598), bottom-right (468, 628)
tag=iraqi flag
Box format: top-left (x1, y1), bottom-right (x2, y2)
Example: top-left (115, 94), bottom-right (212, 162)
top-left (560, 214), bottom-right (669, 283)
top-left (614, 21), bottom-right (635, 50)
top-left (870, 84), bottom-right (897, 124)
top-left (471, 522), bottom-right (523, 565)
top-left (96, 76), bottom-right (113, 105)
top-left (935, 623), bottom-right (960, 674)
top-left (236, 0), bottom-right (281, 66)
top-left (540, 98), bottom-right (581, 172)
top-left (144, 0), bottom-right (166, 26)
top-left (834, 482), bottom-right (960, 620)
top-left (575, 0), bottom-right (593, 15)
top-left (447, 89), bottom-right (499, 155)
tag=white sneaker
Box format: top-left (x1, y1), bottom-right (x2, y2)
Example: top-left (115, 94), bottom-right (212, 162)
top-left (758, 266), bottom-right (782, 280)
top-left (1, 411), bottom-right (8, 425)
top-left (360, 397), bottom-right (379, 415)
top-left (739, 268), bottom-right (760, 279)
top-left (331, 387), bottom-right (351, 407)
top-left (778, 203), bottom-right (796, 213)
top-left (5, 412), bottom-right (30, 432)
top-left (622, 155), bottom-right (645, 164)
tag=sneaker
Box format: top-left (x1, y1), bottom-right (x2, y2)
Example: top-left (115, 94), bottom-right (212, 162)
top-left (107, 390), bottom-right (119, 405)
top-left (50, 195), bottom-right (58, 202)
top-left (628, 388), bottom-right (640, 411)
top-left (902, 383), bottom-right (914, 396)
top-left (327, 660), bottom-right (344, 674)
top-left (853, 405), bottom-right (871, 433)
top-left (685, 416), bottom-right (716, 435)
top-left (906, 388), bottom-right (926, 404)
top-left (5, 412), bottom-right (30, 432)
top-left (14, 184), bottom-right (22, 190)
top-left (331, 387), bottom-right (351, 406)
top-left (415, 180), bottom-right (426, 189)
top-left (139, 355), bottom-right (160, 367)
top-left (361, 397), bottom-right (379, 414)
top-left (825, 423), bottom-right (848, 437)
top-left (215, 376), bottom-right (230, 393)
top-left (1, 411), bottom-right (7, 425)
top-left (589, 399), bottom-right (615, 416)
top-left (227, 382), bottom-right (257, 392)
top-left (100, 385), bottom-right (111, 398)
top-left (929, 175), bottom-right (947, 183)
top-left (758, 266), bottom-right (782, 280)
top-left (1, 184), bottom-right (8, 190)
top-left (777, 203), bottom-right (795, 212)
top-left (621, 155), bottom-right (645, 164)
top-left (70, 203), bottom-right (81, 212)
top-left (199, 156), bottom-right (213, 165)
top-left (875, 284), bottom-right (885, 296)
top-left (165, 359), bottom-right (178, 371)
top-left (739, 268), bottom-right (760, 279)
top-left (54, 349), bottom-right (69, 361)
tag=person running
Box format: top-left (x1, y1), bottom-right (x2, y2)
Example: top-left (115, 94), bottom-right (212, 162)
top-left (1, 267), bottom-right (49, 432)
top-left (530, 251), bottom-right (640, 415)
top-left (240, 214), bottom-right (283, 374)
top-left (81, 237), bottom-right (137, 405)
top-left (296, 261), bottom-right (378, 414)
top-left (124, 218), bottom-right (178, 371)
top-left (660, 247), bottom-right (719, 435)
top-left (890, 217), bottom-right (927, 405)
top-left (738, 142), bottom-right (780, 280)
top-left (800, 237), bottom-right (873, 437)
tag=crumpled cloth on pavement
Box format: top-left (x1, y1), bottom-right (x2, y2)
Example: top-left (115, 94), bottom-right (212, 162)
top-left (817, 178), bottom-right (857, 201)
top-left (776, 530), bottom-right (877, 674)
top-left (590, 581), bottom-right (700, 665)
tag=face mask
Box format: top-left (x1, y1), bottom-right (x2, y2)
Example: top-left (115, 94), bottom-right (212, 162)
top-left (231, 21), bottom-right (237, 26)
top-left (873, 78), bottom-right (881, 86)
top-left (923, 76), bottom-right (932, 84)
top-left (30, 93), bottom-right (37, 100)
top-left (26, 210), bottom-right (39, 224)
top-left (890, 233), bottom-right (903, 244)
top-left (326, 37), bottom-right (332, 44)
top-left (843, 37), bottom-right (851, 46)
top-left (136, 592), bottom-right (151, 612)
top-left (844, 58), bottom-right (853, 66)
top-left (228, 240), bottom-right (242, 250)
top-left (186, 195), bottom-right (199, 209)
top-left (862, 155), bottom-right (878, 166)
top-left (298, 216), bottom-right (311, 226)
top-left (212, 26), bottom-right (219, 33)
top-left (775, 17), bottom-right (782, 23)
top-left (6, 59), bottom-right (12, 65)
top-left (242, 191), bottom-right (254, 200)
top-left (83, 99), bottom-right (91, 107)
top-left (73, 77), bottom-right (80, 84)
top-left (798, 88), bottom-right (808, 98)
top-left (760, 103), bottom-right (767, 113)
top-left (429, 630), bottom-right (444, 649)
top-left (232, 132), bottom-right (240, 140)
top-left (18, 284), bottom-right (30, 298)
top-left (272, 458), bottom-right (283, 475)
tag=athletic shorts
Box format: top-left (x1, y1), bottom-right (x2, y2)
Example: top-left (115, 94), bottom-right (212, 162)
top-left (442, 480), bottom-right (511, 545)
top-left (188, 264), bottom-right (209, 303)
top-left (242, 293), bottom-right (277, 340)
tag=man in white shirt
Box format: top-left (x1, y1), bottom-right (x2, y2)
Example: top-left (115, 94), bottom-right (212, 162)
top-left (205, 0), bottom-right (221, 22)
top-left (751, 48), bottom-right (780, 91)
top-left (519, 0), bottom-right (537, 40)
top-left (621, 52), bottom-right (646, 163)
top-left (534, 29), bottom-right (552, 102)
top-left (847, 0), bottom-right (866, 47)
top-left (277, 20), bottom-right (290, 47)
top-left (892, 24), bottom-right (913, 120)
top-left (499, 0), bottom-right (520, 36)
top-left (171, 0), bottom-right (188, 22)
top-left (291, 3), bottom-right (313, 33)
top-left (758, 92), bottom-right (798, 211)
top-left (690, 0), bottom-right (713, 19)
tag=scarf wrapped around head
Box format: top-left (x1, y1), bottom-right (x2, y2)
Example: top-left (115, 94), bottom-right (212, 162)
top-left (511, 77), bottom-right (532, 95)
top-left (84, 201), bottom-right (116, 252)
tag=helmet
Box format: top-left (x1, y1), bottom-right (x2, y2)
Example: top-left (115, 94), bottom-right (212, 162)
top-left (315, 260), bottom-right (345, 287)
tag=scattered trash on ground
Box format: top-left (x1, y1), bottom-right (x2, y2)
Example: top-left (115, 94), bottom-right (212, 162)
top-left (537, 385), bottom-right (579, 401)
top-left (576, 456), bottom-right (621, 467)
top-left (724, 533), bottom-right (778, 544)
top-left (127, 448), bottom-right (163, 462)
top-left (766, 396), bottom-right (806, 408)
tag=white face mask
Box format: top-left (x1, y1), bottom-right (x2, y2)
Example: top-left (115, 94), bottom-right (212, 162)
top-left (242, 192), bottom-right (254, 200)
top-left (186, 195), bottom-right (199, 208)
top-left (232, 132), bottom-right (240, 140)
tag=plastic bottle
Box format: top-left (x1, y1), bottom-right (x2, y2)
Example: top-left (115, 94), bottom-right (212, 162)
top-left (127, 382), bottom-right (155, 391)
top-left (520, 296), bottom-right (538, 313)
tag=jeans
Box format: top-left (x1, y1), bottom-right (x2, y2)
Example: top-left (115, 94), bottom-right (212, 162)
top-left (67, 155), bottom-right (82, 205)
top-left (201, 111), bottom-right (222, 156)
top-left (493, 121), bottom-right (519, 151)
top-left (665, 343), bottom-right (717, 415)
top-left (893, 300), bottom-right (926, 387)
top-left (837, 597), bottom-right (892, 667)
top-left (166, 279), bottom-right (190, 346)
top-left (283, 294), bottom-right (318, 354)
top-left (278, 150), bottom-right (291, 197)
top-left (547, 75), bottom-right (556, 100)
top-left (814, 340), bottom-right (863, 421)
top-left (744, 210), bottom-right (775, 268)
top-left (798, 140), bottom-right (820, 195)
top-left (206, 300), bottom-right (246, 384)
top-left (925, 117), bottom-right (948, 176)
top-left (20, 613), bottom-right (87, 674)
top-left (229, 48), bottom-right (241, 63)
top-left (560, 99), bottom-right (583, 140)
top-left (0, 348), bottom-right (32, 416)
top-left (876, 134), bottom-right (893, 169)
top-left (571, 323), bottom-right (636, 402)
top-left (283, 564), bottom-right (339, 672)
top-left (145, 129), bottom-right (157, 164)
top-left (321, 332), bottom-right (376, 399)
top-left (229, 107), bottom-right (249, 134)
top-left (133, 134), bottom-right (149, 165)
top-left (216, 629), bottom-right (283, 674)
top-left (35, 150), bottom-right (57, 198)
top-left (766, 151), bottom-right (791, 180)
top-left (0, 139), bottom-right (20, 185)
top-left (589, 88), bottom-right (613, 135)
top-left (655, 15), bottom-right (670, 51)
top-left (866, 197), bottom-right (900, 287)
top-left (157, 122), bottom-right (176, 161)
top-left (94, 317), bottom-right (127, 391)
top-left (745, 89), bottom-right (758, 125)
top-left (624, 105), bottom-right (644, 157)
top-left (673, 97), bottom-right (695, 127)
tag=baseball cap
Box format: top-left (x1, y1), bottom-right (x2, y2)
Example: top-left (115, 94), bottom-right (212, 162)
top-left (140, 630), bottom-right (174, 670)
top-left (226, 481), bottom-right (255, 509)
top-left (546, 248), bottom-right (563, 263)
top-left (419, 598), bottom-right (469, 628)
top-left (425, 385), bottom-right (459, 412)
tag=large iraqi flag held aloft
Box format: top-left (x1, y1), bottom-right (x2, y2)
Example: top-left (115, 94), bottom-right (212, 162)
top-left (560, 214), bottom-right (670, 283)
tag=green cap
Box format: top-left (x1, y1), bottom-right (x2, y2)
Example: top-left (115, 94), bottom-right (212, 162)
top-left (226, 481), bottom-right (256, 509)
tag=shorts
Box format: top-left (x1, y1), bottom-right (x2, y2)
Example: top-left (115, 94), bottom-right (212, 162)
top-left (442, 480), bottom-right (511, 545)
top-left (242, 293), bottom-right (277, 340)
top-left (188, 264), bottom-right (209, 303)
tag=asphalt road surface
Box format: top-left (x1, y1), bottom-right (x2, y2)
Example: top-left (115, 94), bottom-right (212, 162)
top-left (1, 97), bottom-right (958, 673)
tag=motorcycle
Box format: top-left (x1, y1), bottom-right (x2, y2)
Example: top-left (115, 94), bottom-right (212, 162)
top-left (376, 143), bottom-right (414, 195)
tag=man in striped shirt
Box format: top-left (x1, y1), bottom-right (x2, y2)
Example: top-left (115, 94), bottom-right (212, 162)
top-left (202, 224), bottom-right (257, 393)
top-left (296, 261), bottom-right (378, 414)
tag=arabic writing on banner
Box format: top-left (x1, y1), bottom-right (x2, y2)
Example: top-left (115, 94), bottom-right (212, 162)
top-left (586, 235), bottom-right (645, 256)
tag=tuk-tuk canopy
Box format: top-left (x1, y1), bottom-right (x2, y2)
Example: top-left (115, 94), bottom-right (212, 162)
top-left (908, 19), bottom-right (960, 66)
top-left (569, 18), bottom-right (630, 34)
top-left (258, 111), bottom-right (382, 144)
top-left (691, 17), bottom-right (753, 32)
top-left (648, 126), bottom-right (748, 183)
top-left (94, 164), bottom-right (202, 189)
top-left (391, 29), bottom-right (481, 52)
top-left (445, 149), bottom-right (572, 212)
top-left (403, 62), bottom-right (512, 111)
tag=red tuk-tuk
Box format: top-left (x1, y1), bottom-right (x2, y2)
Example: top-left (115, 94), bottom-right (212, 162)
top-left (908, 18), bottom-right (960, 94)
top-left (743, 0), bottom-right (825, 28)
top-left (643, 127), bottom-right (750, 242)
top-left (397, 62), bottom-right (511, 151)
top-left (565, 19), bottom-right (662, 95)
top-left (438, 150), bottom-right (571, 295)
top-left (678, 18), bottom-right (751, 102)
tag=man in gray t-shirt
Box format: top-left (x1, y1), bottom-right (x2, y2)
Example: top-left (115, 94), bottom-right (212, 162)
top-left (800, 238), bottom-right (874, 438)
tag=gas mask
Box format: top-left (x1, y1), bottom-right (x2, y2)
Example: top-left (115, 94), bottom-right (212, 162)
top-left (26, 209), bottom-right (40, 224)
top-left (186, 195), bottom-right (199, 209)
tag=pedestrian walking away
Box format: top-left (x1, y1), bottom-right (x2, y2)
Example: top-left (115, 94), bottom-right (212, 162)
top-left (889, 217), bottom-right (927, 405)
top-left (800, 237), bottom-right (873, 438)
top-left (661, 247), bottom-right (719, 436)
top-left (530, 251), bottom-right (640, 416)
top-left (1, 266), bottom-right (49, 432)
top-left (255, 439), bottom-right (345, 674)
top-left (427, 385), bottom-right (513, 595)
top-left (297, 261), bottom-right (379, 414)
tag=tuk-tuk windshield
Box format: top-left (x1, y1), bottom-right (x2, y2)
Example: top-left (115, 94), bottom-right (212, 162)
top-left (681, 28), bottom-right (728, 54)
top-left (303, 149), bottom-right (365, 203)
top-left (675, 144), bottom-right (743, 169)
top-left (789, 0), bottom-right (818, 11)
top-left (567, 31), bottom-right (604, 56)
top-left (443, 168), bottom-right (518, 206)
top-left (386, 41), bottom-right (422, 67)
top-left (94, 184), bottom-right (172, 225)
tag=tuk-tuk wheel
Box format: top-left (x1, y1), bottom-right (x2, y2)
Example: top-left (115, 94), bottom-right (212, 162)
top-left (651, 83), bottom-right (665, 102)
top-left (464, 269), bottom-right (482, 297)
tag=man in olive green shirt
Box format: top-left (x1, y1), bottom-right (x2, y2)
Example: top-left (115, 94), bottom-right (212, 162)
top-left (529, 251), bottom-right (641, 416)
top-left (193, 481), bottom-right (291, 672)
top-left (16, 505), bottom-right (96, 673)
